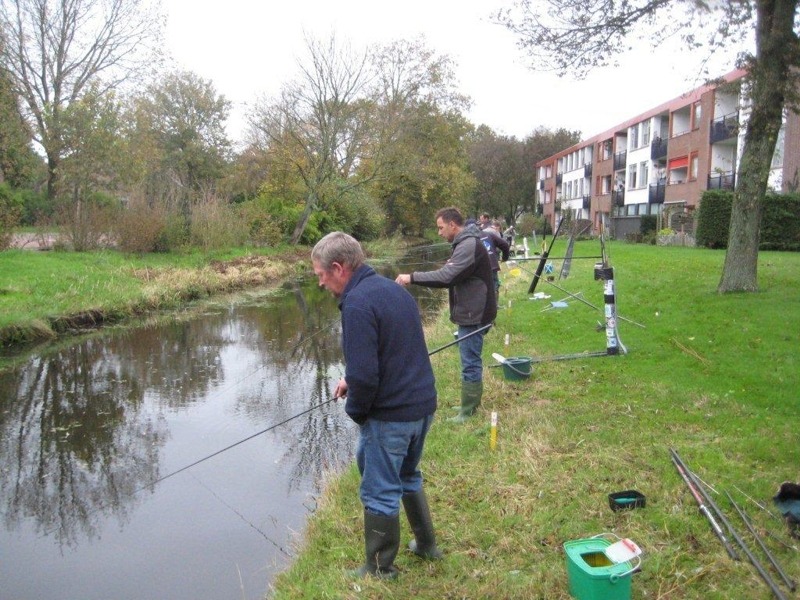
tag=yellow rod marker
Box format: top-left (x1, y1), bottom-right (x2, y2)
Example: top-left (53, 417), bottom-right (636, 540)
top-left (490, 411), bottom-right (498, 450)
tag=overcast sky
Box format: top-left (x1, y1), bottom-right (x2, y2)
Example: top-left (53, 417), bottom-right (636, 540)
top-left (163, 0), bottom-right (743, 148)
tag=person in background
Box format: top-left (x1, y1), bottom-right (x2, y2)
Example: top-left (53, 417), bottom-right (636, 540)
top-left (478, 212), bottom-right (492, 230)
top-left (479, 220), bottom-right (510, 296)
top-left (396, 207), bottom-right (496, 423)
top-left (312, 232), bottom-right (441, 580)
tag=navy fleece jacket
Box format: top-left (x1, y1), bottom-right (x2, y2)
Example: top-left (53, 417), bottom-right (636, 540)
top-left (339, 265), bottom-right (437, 425)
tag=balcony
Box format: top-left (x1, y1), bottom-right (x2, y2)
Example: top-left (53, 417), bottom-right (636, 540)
top-left (584, 163), bottom-right (592, 178)
top-left (613, 150), bottom-right (627, 171)
top-left (710, 112), bottom-right (739, 144)
top-left (556, 173), bottom-right (563, 185)
top-left (539, 179), bottom-right (544, 190)
top-left (612, 189), bottom-right (625, 207)
top-left (708, 171), bottom-right (736, 190)
top-left (582, 196), bottom-right (591, 210)
top-left (651, 136), bottom-right (668, 160)
top-left (649, 182), bottom-right (666, 204)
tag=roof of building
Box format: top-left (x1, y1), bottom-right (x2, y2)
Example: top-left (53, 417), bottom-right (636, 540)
top-left (535, 68), bottom-right (748, 168)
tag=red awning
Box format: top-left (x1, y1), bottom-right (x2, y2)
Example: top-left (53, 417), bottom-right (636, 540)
top-left (669, 156), bottom-right (689, 170)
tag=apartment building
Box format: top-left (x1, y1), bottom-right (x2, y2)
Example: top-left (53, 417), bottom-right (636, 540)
top-left (535, 69), bottom-right (800, 240)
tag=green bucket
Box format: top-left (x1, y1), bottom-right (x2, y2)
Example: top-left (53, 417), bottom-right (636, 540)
top-left (501, 356), bottom-right (532, 381)
top-left (563, 536), bottom-right (637, 600)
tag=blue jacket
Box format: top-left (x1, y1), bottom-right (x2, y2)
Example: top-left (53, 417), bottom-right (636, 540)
top-left (339, 265), bottom-right (437, 425)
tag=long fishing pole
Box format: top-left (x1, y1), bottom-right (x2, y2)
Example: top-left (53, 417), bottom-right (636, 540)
top-left (527, 217), bottom-right (565, 295)
top-left (427, 322), bottom-right (493, 356)
top-left (143, 323), bottom-right (491, 489)
top-left (513, 261), bottom-right (646, 328)
top-left (727, 491), bottom-right (797, 592)
top-left (673, 450), bottom-right (789, 600)
top-left (669, 449), bottom-right (738, 560)
top-left (145, 399), bottom-right (337, 490)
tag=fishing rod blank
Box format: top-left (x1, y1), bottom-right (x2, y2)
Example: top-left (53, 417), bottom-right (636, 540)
top-left (513, 261), bottom-right (646, 329)
top-left (726, 491), bottom-right (797, 593)
top-left (669, 449), bottom-right (738, 560)
top-left (147, 323), bottom-right (491, 489)
top-left (427, 323), bottom-right (493, 356)
top-left (673, 452), bottom-right (789, 599)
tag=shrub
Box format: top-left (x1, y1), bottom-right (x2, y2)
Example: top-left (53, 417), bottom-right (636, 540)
top-left (189, 196), bottom-right (248, 251)
top-left (115, 195), bottom-right (169, 254)
top-left (695, 190), bottom-right (733, 248)
top-left (55, 192), bottom-right (120, 251)
top-left (696, 190), bottom-right (800, 251)
top-left (761, 193), bottom-right (800, 251)
top-left (640, 214), bottom-right (657, 236)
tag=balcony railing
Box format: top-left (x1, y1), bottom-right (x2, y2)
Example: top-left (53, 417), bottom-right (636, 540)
top-left (649, 182), bottom-right (666, 204)
top-left (707, 171), bottom-right (736, 190)
top-left (651, 136), bottom-right (668, 160)
top-left (613, 150), bottom-right (627, 171)
top-left (584, 163), bottom-right (592, 178)
top-left (582, 196), bottom-right (591, 210)
top-left (710, 112), bottom-right (739, 144)
top-left (612, 189), bottom-right (625, 207)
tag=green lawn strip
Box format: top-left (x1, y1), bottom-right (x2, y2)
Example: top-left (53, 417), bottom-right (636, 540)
top-left (0, 245), bottom-right (312, 347)
top-left (270, 241), bottom-right (800, 599)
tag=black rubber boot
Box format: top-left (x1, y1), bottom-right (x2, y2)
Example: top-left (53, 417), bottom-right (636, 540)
top-left (402, 489), bottom-right (443, 559)
top-left (350, 511), bottom-right (400, 579)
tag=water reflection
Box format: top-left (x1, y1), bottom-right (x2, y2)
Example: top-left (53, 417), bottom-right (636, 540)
top-left (0, 246), bottom-right (448, 600)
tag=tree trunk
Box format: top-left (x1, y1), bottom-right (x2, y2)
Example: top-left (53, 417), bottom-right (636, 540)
top-left (289, 193), bottom-right (317, 245)
top-left (46, 152), bottom-right (59, 201)
top-left (717, 0), bottom-right (797, 293)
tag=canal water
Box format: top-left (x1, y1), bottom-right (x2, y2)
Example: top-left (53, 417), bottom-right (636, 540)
top-left (0, 247), bottom-right (448, 600)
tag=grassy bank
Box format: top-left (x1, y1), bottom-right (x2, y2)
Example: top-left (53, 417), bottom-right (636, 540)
top-left (0, 238), bottom-right (406, 351)
top-left (270, 241), bottom-right (799, 599)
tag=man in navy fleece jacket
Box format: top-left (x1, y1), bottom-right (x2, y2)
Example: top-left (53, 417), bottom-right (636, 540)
top-left (311, 232), bottom-right (441, 580)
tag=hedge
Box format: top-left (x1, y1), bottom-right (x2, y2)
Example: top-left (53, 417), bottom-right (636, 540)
top-left (695, 190), bottom-right (800, 251)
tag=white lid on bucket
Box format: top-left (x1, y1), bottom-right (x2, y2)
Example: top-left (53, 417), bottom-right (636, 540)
top-left (604, 538), bottom-right (642, 564)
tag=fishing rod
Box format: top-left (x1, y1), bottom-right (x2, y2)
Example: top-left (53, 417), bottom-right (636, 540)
top-left (513, 261), bottom-right (646, 328)
top-left (141, 323), bottom-right (492, 490)
top-left (512, 255), bottom-right (605, 261)
top-left (427, 323), bottom-right (493, 356)
top-left (527, 217), bottom-right (565, 295)
top-left (727, 491), bottom-right (797, 593)
top-left (672, 449), bottom-right (790, 600)
top-left (669, 449), bottom-right (738, 560)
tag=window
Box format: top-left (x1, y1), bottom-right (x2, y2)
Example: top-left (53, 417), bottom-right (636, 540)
top-left (640, 162), bottom-right (649, 188)
top-left (642, 120), bottom-right (651, 146)
top-left (689, 152), bottom-right (699, 181)
top-left (693, 102), bottom-right (702, 130)
top-left (629, 125), bottom-right (639, 149)
top-left (601, 139), bottom-right (613, 160)
top-left (628, 164), bottom-right (638, 188)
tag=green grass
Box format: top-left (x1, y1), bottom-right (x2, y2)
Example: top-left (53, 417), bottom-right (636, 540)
top-left (270, 241), bottom-right (800, 599)
top-left (0, 245), bottom-right (307, 348)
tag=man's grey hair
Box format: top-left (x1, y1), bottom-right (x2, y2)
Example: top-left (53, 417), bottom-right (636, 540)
top-left (311, 232), bottom-right (365, 271)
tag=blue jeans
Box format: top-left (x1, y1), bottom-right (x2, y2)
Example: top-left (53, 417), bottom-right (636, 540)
top-left (458, 324), bottom-right (487, 383)
top-left (356, 415), bottom-right (433, 517)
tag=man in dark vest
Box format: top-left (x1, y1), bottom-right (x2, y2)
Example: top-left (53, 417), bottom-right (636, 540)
top-left (396, 206), bottom-right (496, 423)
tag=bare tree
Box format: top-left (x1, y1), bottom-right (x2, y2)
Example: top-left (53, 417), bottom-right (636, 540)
top-left (0, 0), bottom-right (163, 200)
top-left (248, 35), bottom-right (380, 245)
top-left (495, 0), bottom-right (800, 293)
